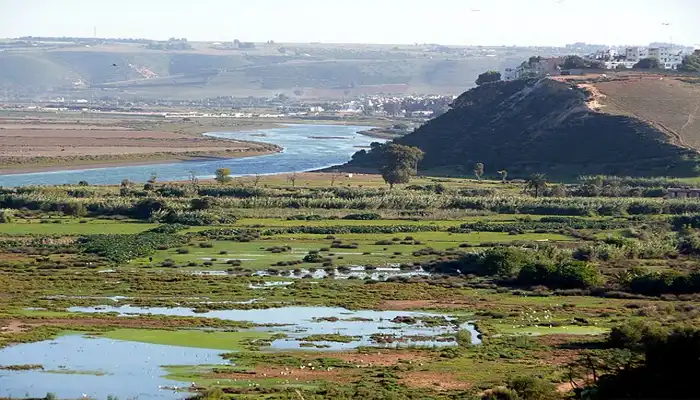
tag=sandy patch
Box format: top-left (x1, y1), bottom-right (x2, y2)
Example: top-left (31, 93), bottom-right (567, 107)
top-left (0, 320), bottom-right (29, 333)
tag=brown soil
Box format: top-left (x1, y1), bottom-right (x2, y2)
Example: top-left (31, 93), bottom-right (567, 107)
top-left (0, 119), bottom-right (279, 172)
top-left (0, 320), bottom-right (28, 333)
top-left (379, 299), bottom-right (477, 311)
top-left (401, 371), bottom-right (472, 391)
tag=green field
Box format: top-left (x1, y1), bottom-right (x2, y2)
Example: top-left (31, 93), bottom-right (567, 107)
top-left (1, 173), bottom-right (699, 399)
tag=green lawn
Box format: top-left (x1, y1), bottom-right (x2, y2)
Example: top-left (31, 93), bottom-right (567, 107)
top-left (100, 329), bottom-right (273, 351)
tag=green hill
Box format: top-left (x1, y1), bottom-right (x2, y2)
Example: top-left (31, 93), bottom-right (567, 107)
top-left (346, 78), bottom-right (700, 179)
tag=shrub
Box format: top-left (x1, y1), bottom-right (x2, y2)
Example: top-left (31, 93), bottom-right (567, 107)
top-left (455, 329), bottom-right (472, 347)
top-left (343, 213), bottom-right (382, 220)
top-left (507, 376), bottom-right (560, 400)
top-left (191, 197), bottom-right (215, 210)
top-left (131, 198), bottom-right (167, 220)
top-left (481, 387), bottom-right (519, 400)
top-left (303, 253), bottom-right (324, 263)
top-left (482, 247), bottom-right (531, 277)
top-left (0, 209), bottom-right (13, 223)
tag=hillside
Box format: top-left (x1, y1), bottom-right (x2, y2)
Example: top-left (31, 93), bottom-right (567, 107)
top-left (346, 76), bottom-right (700, 178)
top-left (0, 41), bottom-right (549, 99)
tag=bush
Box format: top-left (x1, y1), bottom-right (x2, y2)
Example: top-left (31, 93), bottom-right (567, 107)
top-left (0, 209), bottom-right (14, 223)
top-left (481, 386), bottom-right (519, 400)
top-left (191, 197), bottom-right (215, 210)
top-left (303, 252), bottom-right (324, 263)
top-left (482, 247), bottom-right (531, 277)
top-left (508, 376), bottom-right (560, 400)
top-left (343, 213), bottom-right (382, 220)
top-left (131, 198), bottom-right (167, 220)
top-left (455, 329), bottom-right (472, 347)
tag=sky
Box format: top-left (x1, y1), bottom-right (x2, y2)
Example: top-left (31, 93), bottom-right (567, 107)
top-left (1, 0), bottom-right (699, 46)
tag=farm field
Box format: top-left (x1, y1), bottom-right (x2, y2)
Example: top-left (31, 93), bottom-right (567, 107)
top-left (1, 173), bottom-right (700, 399)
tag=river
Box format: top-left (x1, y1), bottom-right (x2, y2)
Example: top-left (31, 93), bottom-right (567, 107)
top-left (0, 124), bottom-right (379, 187)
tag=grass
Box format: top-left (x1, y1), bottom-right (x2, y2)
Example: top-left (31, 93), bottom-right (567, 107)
top-left (163, 365), bottom-right (319, 389)
top-left (98, 329), bottom-right (275, 351)
top-left (137, 231), bottom-right (572, 270)
top-left (494, 324), bottom-right (609, 336)
top-left (0, 219), bottom-right (157, 235)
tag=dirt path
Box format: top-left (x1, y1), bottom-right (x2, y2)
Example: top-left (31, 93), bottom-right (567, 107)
top-left (0, 320), bottom-right (28, 333)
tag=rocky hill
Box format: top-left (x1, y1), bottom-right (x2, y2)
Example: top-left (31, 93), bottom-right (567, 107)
top-left (346, 76), bottom-right (700, 178)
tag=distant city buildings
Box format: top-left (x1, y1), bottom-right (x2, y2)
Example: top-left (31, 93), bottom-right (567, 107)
top-left (504, 44), bottom-right (688, 80)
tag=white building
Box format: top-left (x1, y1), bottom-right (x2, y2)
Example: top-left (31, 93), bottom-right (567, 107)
top-left (625, 46), bottom-right (684, 69)
top-left (625, 47), bottom-right (649, 63)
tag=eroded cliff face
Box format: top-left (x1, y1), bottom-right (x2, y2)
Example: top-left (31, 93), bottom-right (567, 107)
top-left (348, 78), bottom-right (700, 178)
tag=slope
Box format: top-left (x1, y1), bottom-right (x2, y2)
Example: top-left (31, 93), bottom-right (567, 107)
top-left (346, 77), bottom-right (700, 178)
top-left (0, 44), bottom-right (519, 98)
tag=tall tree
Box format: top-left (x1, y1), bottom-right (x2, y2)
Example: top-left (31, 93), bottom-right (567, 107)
top-left (526, 173), bottom-right (548, 198)
top-left (380, 144), bottom-right (424, 189)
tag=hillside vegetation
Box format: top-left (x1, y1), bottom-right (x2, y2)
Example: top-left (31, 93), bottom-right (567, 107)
top-left (347, 76), bottom-right (700, 179)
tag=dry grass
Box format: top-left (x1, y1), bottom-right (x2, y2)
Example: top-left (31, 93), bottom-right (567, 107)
top-left (589, 75), bottom-right (700, 149)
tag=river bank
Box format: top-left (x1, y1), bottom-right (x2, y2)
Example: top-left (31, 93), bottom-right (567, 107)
top-left (0, 124), bottom-right (381, 186)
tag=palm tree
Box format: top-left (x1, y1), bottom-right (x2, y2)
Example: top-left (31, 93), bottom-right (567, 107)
top-left (526, 173), bottom-right (548, 198)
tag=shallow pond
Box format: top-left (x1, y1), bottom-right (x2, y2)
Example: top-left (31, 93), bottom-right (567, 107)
top-left (0, 335), bottom-right (224, 399)
top-left (0, 124), bottom-right (379, 186)
top-left (66, 306), bottom-right (481, 350)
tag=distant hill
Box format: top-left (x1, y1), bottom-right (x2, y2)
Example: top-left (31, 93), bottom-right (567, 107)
top-left (345, 75), bottom-right (700, 179)
top-left (0, 42), bottom-right (553, 99)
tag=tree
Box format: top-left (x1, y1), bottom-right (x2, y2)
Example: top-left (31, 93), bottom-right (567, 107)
top-left (474, 162), bottom-right (485, 180)
top-left (379, 144), bottom-right (424, 189)
top-left (497, 170), bottom-right (508, 183)
top-left (78, 180), bottom-right (89, 186)
top-left (144, 172), bottom-right (157, 191)
top-left (252, 174), bottom-right (262, 187)
top-left (188, 171), bottom-right (199, 187)
top-left (214, 168), bottom-right (232, 184)
top-left (330, 169), bottom-right (341, 187)
top-left (476, 70), bottom-right (502, 86)
top-left (526, 174), bottom-right (548, 198)
top-left (287, 172), bottom-right (298, 187)
top-left (562, 55), bottom-right (587, 69)
top-left (679, 50), bottom-right (700, 72)
top-left (633, 57), bottom-right (660, 69)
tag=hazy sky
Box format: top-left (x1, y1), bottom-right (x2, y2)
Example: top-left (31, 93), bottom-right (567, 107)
top-left (1, 0), bottom-right (699, 46)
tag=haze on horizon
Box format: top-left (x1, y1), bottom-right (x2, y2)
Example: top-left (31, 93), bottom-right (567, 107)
top-left (1, 0), bottom-right (699, 47)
